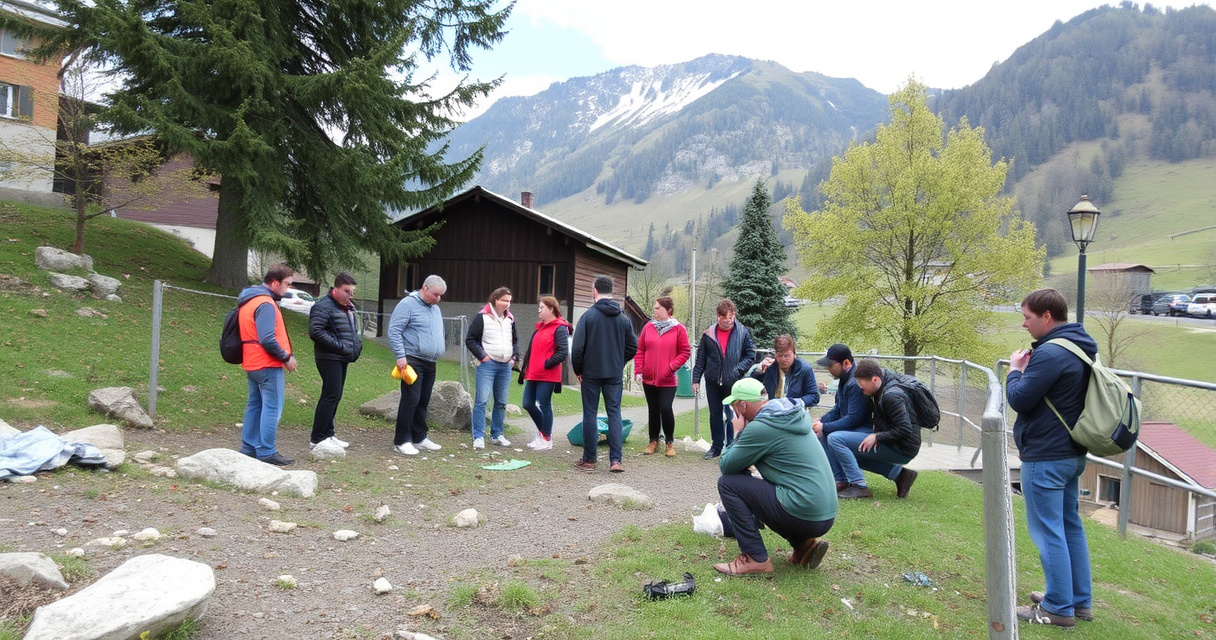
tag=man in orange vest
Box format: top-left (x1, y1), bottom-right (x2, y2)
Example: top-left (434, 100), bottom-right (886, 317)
top-left (238, 264), bottom-right (299, 465)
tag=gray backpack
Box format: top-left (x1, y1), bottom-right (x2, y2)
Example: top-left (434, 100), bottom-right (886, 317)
top-left (1043, 338), bottom-right (1141, 457)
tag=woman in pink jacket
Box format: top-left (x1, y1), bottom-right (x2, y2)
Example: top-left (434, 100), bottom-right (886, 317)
top-left (634, 296), bottom-right (691, 457)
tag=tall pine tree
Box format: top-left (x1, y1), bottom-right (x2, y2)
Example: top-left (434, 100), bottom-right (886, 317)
top-left (722, 179), bottom-right (795, 347)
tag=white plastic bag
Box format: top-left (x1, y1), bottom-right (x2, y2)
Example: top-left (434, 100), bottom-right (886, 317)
top-left (692, 502), bottom-right (723, 537)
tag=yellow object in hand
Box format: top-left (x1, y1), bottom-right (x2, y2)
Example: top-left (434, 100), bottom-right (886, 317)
top-left (391, 364), bottom-right (418, 384)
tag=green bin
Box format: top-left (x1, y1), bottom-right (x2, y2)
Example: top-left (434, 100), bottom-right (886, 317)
top-left (675, 363), bottom-right (694, 398)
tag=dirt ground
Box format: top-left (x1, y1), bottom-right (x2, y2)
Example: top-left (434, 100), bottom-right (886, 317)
top-left (0, 417), bottom-right (725, 639)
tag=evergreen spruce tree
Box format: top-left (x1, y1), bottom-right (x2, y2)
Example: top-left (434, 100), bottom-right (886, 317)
top-left (721, 179), bottom-right (795, 346)
top-left (19, 0), bottom-right (509, 287)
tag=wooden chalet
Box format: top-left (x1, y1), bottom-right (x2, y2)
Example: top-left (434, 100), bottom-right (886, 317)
top-left (1079, 421), bottom-right (1216, 540)
top-left (377, 186), bottom-right (649, 354)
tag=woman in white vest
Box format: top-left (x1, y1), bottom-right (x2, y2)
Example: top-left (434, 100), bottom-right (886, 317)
top-left (465, 287), bottom-right (519, 449)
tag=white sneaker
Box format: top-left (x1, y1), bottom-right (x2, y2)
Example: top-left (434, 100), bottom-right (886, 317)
top-left (394, 442), bottom-right (419, 456)
top-left (532, 438), bottom-right (553, 451)
top-left (331, 436), bottom-right (350, 448)
top-left (525, 433), bottom-right (543, 449)
top-left (473, 437), bottom-right (485, 450)
top-left (491, 435), bottom-right (511, 447)
top-left (417, 438), bottom-right (442, 451)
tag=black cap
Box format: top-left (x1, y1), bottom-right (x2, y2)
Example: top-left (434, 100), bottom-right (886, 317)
top-left (815, 343), bottom-right (853, 368)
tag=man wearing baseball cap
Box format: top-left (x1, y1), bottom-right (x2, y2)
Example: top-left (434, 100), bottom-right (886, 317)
top-left (713, 378), bottom-right (837, 576)
top-left (812, 343), bottom-right (874, 496)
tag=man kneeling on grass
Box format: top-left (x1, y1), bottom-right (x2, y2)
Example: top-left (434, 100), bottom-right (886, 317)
top-left (714, 378), bottom-right (838, 576)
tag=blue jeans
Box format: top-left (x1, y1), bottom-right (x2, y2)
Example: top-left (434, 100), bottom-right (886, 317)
top-left (580, 377), bottom-right (623, 464)
top-left (1022, 456), bottom-right (1092, 617)
top-left (825, 429), bottom-right (913, 486)
top-left (522, 380), bottom-right (557, 438)
top-left (242, 367), bottom-right (284, 458)
top-left (472, 359), bottom-right (512, 440)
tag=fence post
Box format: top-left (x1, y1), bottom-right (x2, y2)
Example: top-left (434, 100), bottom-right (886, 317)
top-left (958, 364), bottom-right (967, 451)
top-left (1117, 375), bottom-right (1143, 537)
top-left (981, 397), bottom-right (1018, 640)
top-left (148, 279), bottom-right (163, 419)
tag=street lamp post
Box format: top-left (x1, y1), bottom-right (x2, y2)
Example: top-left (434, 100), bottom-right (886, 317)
top-left (1067, 195), bottom-right (1101, 324)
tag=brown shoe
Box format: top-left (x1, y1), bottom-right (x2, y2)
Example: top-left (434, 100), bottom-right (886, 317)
top-left (609, 460), bottom-right (624, 473)
top-left (643, 440), bottom-right (659, 455)
top-left (837, 484), bottom-right (873, 499)
top-left (573, 459), bottom-right (596, 473)
top-left (788, 538), bottom-right (830, 570)
top-left (895, 468), bottom-right (918, 499)
top-left (713, 553), bottom-right (774, 576)
top-left (665, 442), bottom-right (676, 457)
top-left (1017, 603), bottom-right (1076, 628)
top-left (836, 481), bottom-right (849, 492)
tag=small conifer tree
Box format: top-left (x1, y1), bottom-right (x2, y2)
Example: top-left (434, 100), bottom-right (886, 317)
top-left (722, 179), bottom-right (795, 346)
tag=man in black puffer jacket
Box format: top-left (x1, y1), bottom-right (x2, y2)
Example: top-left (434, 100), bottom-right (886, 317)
top-left (308, 273), bottom-right (363, 449)
top-left (828, 359), bottom-right (921, 500)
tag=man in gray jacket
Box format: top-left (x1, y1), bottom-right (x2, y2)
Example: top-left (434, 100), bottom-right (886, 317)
top-left (387, 275), bottom-right (447, 456)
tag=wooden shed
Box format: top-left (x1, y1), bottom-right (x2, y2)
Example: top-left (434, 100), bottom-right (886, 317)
top-left (1087, 263), bottom-right (1156, 297)
top-left (1079, 421), bottom-right (1216, 540)
top-left (377, 186), bottom-right (648, 351)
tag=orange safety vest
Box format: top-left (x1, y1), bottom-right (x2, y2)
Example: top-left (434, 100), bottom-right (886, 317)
top-left (238, 295), bottom-right (292, 371)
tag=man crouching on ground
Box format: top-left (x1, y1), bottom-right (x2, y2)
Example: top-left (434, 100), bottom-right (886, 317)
top-left (714, 378), bottom-right (838, 576)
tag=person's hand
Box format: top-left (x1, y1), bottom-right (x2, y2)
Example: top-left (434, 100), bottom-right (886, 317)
top-left (812, 420), bottom-right (822, 435)
top-left (858, 433), bottom-right (878, 452)
top-left (759, 357), bottom-right (773, 372)
top-left (1010, 349), bottom-right (1032, 373)
top-left (481, 355), bottom-right (490, 363)
top-left (284, 356), bottom-right (298, 372)
top-left (731, 412), bottom-right (746, 435)
top-left (818, 381), bottom-right (827, 393)
top-left (576, 375), bottom-right (583, 385)
top-left (635, 374), bottom-right (643, 385)
top-left (396, 357), bottom-right (410, 371)
top-left (692, 383), bottom-right (700, 395)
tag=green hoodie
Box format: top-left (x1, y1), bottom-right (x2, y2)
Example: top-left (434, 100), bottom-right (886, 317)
top-left (718, 398), bottom-right (838, 522)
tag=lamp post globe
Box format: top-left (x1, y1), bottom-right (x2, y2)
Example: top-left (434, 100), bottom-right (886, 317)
top-left (1067, 195), bottom-right (1101, 324)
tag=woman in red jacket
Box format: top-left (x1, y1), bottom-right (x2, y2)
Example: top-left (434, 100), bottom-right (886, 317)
top-left (518, 296), bottom-right (571, 450)
top-left (634, 296), bottom-right (691, 457)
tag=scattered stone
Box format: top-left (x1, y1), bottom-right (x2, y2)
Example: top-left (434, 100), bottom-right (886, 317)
top-left (148, 465), bottom-right (177, 478)
top-left (333, 530), bottom-right (359, 541)
top-left (132, 528), bottom-right (161, 542)
top-left (10, 475), bottom-right (36, 484)
top-left (132, 450), bottom-right (160, 464)
top-left (268, 520), bottom-right (297, 534)
top-left (374, 505), bottom-right (392, 522)
top-left (88, 273), bottom-right (121, 297)
top-left (29, 308), bottom-right (47, 317)
top-left (86, 387), bottom-right (154, 429)
top-left (574, 555), bottom-right (590, 565)
top-left (53, 528), bottom-right (67, 536)
top-left (75, 306), bottom-right (107, 318)
top-left (395, 630), bottom-right (441, 640)
top-left (22, 554), bottom-right (215, 640)
top-left (59, 423), bottom-right (127, 469)
top-left (505, 403), bottom-right (523, 415)
top-left (175, 449), bottom-right (318, 497)
top-left (276, 574), bottom-right (297, 588)
top-left (0, 552), bottom-right (70, 590)
top-left (373, 577), bottom-right (393, 594)
top-left (82, 537), bottom-right (127, 554)
top-left (35, 246), bottom-right (88, 271)
top-left (104, 293), bottom-right (122, 302)
top-left (588, 483), bottom-right (653, 509)
top-left (452, 508), bottom-right (480, 528)
top-left (259, 498), bottom-right (281, 511)
top-left (507, 554), bottom-right (524, 567)
top-left (196, 528), bottom-right (217, 538)
top-left (406, 604), bottom-right (438, 618)
top-left (48, 272), bottom-right (90, 291)
top-left (65, 548), bottom-right (85, 558)
top-left (309, 438), bottom-right (346, 460)
top-left (113, 529), bottom-right (130, 537)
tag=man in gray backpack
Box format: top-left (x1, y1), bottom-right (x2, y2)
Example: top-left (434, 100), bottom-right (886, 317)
top-left (1006, 288), bottom-right (1096, 628)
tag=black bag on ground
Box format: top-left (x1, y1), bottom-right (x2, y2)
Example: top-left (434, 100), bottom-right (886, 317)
top-left (886, 371), bottom-right (941, 431)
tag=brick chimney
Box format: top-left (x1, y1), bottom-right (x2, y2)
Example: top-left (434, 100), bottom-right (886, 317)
top-left (520, 191), bottom-right (533, 209)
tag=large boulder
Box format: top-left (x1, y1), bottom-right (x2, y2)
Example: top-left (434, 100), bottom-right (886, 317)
top-left (87, 387), bottom-right (154, 428)
top-left (176, 449), bottom-right (317, 497)
top-left (48, 272), bottom-right (90, 292)
top-left (359, 390), bottom-right (401, 421)
top-left (428, 381), bottom-right (473, 431)
top-left (23, 554), bottom-right (215, 640)
top-left (35, 246), bottom-right (91, 272)
top-left (89, 273), bottom-right (122, 297)
top-left (0, 552), bottom-right (69, 590)
top-left (58, 423), bottom-right (126, 469)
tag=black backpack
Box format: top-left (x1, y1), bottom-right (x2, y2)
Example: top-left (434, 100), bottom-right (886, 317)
top-left (219, 297), bottom-right (262, 364)
top-left (886, 371), bottom-right (941, 431)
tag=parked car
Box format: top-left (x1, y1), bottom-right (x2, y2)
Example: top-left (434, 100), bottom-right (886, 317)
top-left (278, 288), bottom-right (315, 315)
top-left (1128, 294), bottom-right (1155, 315)
top-left (1186, 294), bottom-right (1216, 318)
top-left (1153, 293), bottom-right (1190, 317)
top-left (783, 296), bottom-right (805, 308)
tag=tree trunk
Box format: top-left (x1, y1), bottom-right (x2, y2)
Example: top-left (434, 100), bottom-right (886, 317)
top-left (73, 195), bottom-right (87, 255)
top-left (206, 184), bottom-right (251, 289)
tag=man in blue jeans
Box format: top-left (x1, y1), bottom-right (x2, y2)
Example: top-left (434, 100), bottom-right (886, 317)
top-left (812, 343), bottom-right (873, 491)
top-left (570, 275), bottom-right (637, 473)
top-left (827, 359), bottom-right (920, 499)
top-left (236, 264), bottom-right (299, 466)
top-left (1005, 288), bottom-right (1095, 628)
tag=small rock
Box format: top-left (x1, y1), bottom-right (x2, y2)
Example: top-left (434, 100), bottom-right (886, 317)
top-left (148, 465), bottom-right (177, 478)
top-left (132, 528), bottom-right (161, 542)
top-left (53, 528), bottom-right (67, 536)
top-left (196, 528), bottom-right (217, 538)
top-left (574, 555), bottom-right (590, 565)
top-left (29, 308), bottom-right (47, 318)
top-left (88, 273), bottom-right (121, 297)
top-left (587, 483), bottom-right (653, 509)
top-left (75, 306), bottom-right (107, 318)
top-left (276, 574), bottom-right (297, 588)
top-left (112, 530), bottom-right (130, 537)
top-left (267, 520), bottom-right (297, 534)
top-left (505, 403), bottom-right (523, 415)
top-left (374, 505), bottom-right (392, 522)
top-left (10, 475), bottom-right (36, 484)
top-left (395, 630), bottom-right (441, 640)
top-left (507, 555), bottom-right (524, 567)
top-left (333, 530), bottom-right (359, 541)
top-left (373, 577), bottom-right (393, 594)
top-left (65, 548), bottom-right (85, 557)
top-left (104, 294), bottom-right (122, 303)
top-left (406, 604), bottom-right (437, 618)
top-left (132, 450), bottom-right (159, 464)
top-left (452, 508), bottom-right (479, 528)
top-left (309, 439), bottom-right (346, 460)
top-left (48, 272), bottom-right (90, 291)
top-left (259, 498), bottom-right (281, 511)
top-left (83, 537), bottom-right (127, 553)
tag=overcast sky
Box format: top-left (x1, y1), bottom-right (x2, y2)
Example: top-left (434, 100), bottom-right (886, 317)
top-left (444, 0), bottom-right (1211, 119)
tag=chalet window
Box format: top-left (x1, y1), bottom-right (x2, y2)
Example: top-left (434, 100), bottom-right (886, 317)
top-left (538, 264), bottom-right (555, 297)
top-left (0, 83), bottom-right (33, 120)
top-left (0, 30), bottom-right (32, 57)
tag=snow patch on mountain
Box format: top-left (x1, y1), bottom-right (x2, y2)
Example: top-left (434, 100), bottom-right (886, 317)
top-left (589, 71), bottom-right (740, 132)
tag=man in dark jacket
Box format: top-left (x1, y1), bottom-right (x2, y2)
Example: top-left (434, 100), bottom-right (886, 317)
top-left (308, 273), bottom-right (362, 450)
top-left (691, 298), bottom-right (756, 458)
top-left (571, 275), bottom-right (637, 473)
top-left (828, 359), bottom-right (920, 499)
top-left (1005, 288), bottom-right (1095, 628)
top-left (750, 334), bottom-right (819, 408)
top-left (812, 343), bottom-right (873, 491)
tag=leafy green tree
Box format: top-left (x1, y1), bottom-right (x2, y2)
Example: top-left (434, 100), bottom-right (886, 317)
top-left (721, 179), bottom-right (795, 347)
top-left (17, 0), bottom-right (509, 287)
top-left (785, 80), bottom-right (1044, 371)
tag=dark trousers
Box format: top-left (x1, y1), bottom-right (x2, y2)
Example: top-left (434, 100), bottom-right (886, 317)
top-left (394, 357), bottom-right (436, 446)
top-left (643, 384), bottom-right (677, 442)
top-left (581, 377), bottom-right (623, 464)
top-left (704, 380), bottom-right (735, 450)
top-left (310, 359), bottom-right (348, 444)
top-left (717, 473), bottom-right (834, 562)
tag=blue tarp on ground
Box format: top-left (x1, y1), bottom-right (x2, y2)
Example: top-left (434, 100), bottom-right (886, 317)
top-left (0, 426), bottom-right (108, 481)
